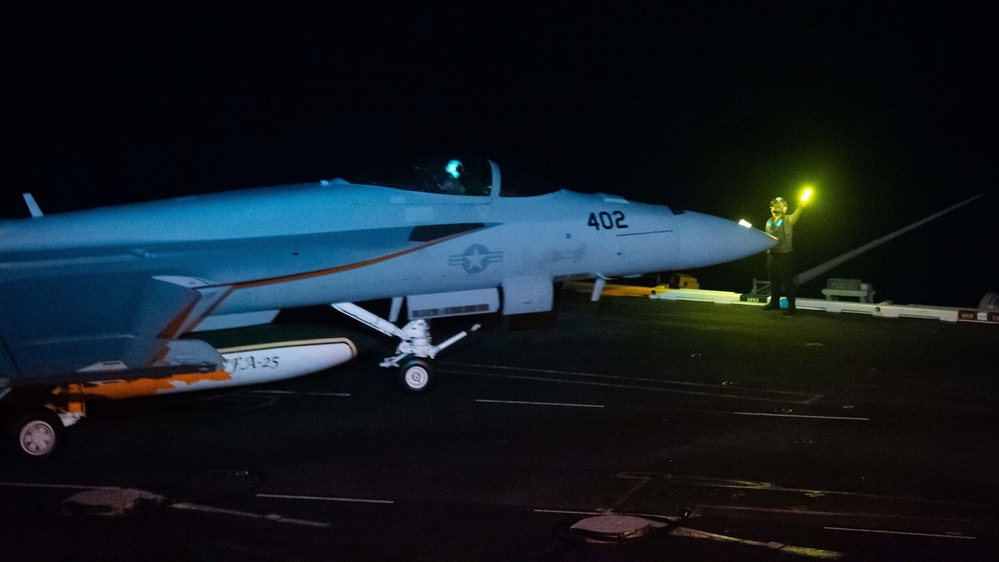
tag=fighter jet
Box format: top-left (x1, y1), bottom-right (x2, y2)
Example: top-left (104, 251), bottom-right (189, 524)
top-left (0, 156), bottom-right (775, 459)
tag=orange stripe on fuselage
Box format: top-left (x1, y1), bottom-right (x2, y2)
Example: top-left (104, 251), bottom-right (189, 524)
top-left (152, 227), bottom-right (488, 361)
top-left (227, 228), bottom-right (484, 290)
top-left (79, 370), bottom-right (232, 399)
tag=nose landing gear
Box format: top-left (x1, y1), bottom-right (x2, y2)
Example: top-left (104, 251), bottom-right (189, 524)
top-left (332, 302), bottom-right (479, 394)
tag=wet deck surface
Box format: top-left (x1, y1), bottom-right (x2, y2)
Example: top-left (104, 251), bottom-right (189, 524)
top-left (3, 293), bottom-right (998, 560)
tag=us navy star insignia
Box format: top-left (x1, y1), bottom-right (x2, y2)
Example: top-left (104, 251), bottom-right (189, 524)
top-left (449, 244), bottom-right (503, 273)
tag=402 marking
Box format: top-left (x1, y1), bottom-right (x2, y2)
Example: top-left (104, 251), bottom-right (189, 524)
top-left (588, 211), bottom-right (628, 230)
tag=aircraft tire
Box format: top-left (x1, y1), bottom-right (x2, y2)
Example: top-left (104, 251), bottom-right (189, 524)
top-left (398, 357), bottom-right (434, 394)
top-left (4, 408), bottom-right (63, 462)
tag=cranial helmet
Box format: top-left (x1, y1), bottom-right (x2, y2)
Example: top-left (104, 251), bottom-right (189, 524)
top-left (769, 197), bottom-right (788, 213)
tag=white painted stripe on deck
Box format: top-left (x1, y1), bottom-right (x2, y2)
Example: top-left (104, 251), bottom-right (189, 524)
top-left (449, 361), bottom-right (815, 395)
top-left (171, 501), bottom-right (330, 527)
top-left (0, 483), bottom-right (332, 528)
top-left (533, 508), bottom-right (604, 515)
top-left (824, 526), bottom-right (975, 540)
top-left (476, 399), bottom-right (605, 408)
top-left (446, 363), bottom-right (821, 404)
top-left (734, 412), bottom-right (869, 421)
top-left (257, 493), bottom-right (394, 504)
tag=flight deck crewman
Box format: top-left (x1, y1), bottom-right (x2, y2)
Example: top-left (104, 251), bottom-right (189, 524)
top-left (762, 195), bottom-right (809, 315)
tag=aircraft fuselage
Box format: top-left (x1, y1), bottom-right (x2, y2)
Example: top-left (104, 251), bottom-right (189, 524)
top-left (0, 160), bottom-right (775, 384)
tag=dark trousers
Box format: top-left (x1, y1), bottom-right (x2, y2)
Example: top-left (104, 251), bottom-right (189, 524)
top-left (767, 251), bottom-right (796, 305)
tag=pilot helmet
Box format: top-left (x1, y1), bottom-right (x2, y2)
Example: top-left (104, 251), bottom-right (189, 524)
top-left (769, 197), bottom-right (788, 213)
top-left (446, 159), bottom-right (464, 179)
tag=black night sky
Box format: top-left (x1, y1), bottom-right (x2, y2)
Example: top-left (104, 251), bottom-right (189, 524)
top-left (2, 4), bottom-right (996, 306)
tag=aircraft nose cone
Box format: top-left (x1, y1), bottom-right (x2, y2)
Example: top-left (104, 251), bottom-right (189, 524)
top-left (677, 212), bottom-right (776, 268)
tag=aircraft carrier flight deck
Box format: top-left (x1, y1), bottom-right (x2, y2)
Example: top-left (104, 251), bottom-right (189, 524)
top-left (2, 291), bottom-right (997, 561)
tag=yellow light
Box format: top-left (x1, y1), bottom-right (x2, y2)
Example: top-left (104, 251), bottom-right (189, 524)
top-left (801, 187), bottom-right (813, 202)
top-left (738, 219), bottom-right (753, 228)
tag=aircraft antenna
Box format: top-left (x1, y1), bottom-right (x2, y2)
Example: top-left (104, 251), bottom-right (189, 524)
top-left (794, 193), bottom-right (983, 286)
top-left (22, 193), bottom-right (44, 217)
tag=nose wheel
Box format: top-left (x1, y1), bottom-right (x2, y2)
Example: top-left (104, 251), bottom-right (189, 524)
top-left (398, 356), bottom-right (434, 394)
top-left (332, 302), bottom-right (478, 394)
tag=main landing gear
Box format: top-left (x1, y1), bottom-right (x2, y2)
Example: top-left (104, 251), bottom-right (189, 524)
top-left (1, 387), bottom-right (84, 462)
top-left (4, 408), bottom-right (63, 461)
top-left (332, 303), bottom-right (479, 393)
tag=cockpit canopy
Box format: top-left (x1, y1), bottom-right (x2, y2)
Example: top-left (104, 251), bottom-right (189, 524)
top-left (344, 156), bottom-right (561, 197)
top-left (347, 157), bottom-right (494, 196)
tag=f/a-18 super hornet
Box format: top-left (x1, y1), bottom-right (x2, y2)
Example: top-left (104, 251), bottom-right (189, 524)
top-left (0, 156), bottom-right (775, 459)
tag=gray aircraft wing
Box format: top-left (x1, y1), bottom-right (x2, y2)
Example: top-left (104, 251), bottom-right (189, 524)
top-left (0, 270), bottom-right (229, 386)
top-left (0, 222), bottom-right (490, 387)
